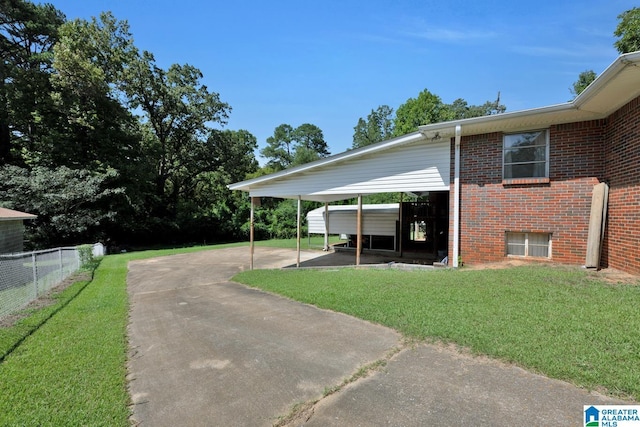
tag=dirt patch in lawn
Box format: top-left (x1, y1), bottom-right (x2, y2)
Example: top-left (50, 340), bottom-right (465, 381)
top-left (588, 267), bottom-right (640, 285)
top-left (463, 260), bottom-right (639, 285)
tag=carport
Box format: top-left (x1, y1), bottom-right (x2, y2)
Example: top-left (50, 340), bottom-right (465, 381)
top-left (228, 131), bottom-right (451, 269)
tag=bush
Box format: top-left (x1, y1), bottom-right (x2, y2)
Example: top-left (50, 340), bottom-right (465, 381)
top-left (77, 244), bottom-right (94, 266)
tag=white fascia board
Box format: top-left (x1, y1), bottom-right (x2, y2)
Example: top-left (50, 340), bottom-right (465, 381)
top-left (228, 132), bottom-right (425, 192)
top-left (418, 103), bottom-right (576, 138)
top-left (573, 50), bottom-right (640, 112)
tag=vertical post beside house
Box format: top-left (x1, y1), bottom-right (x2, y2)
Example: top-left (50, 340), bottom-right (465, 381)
top-left (296, 196), bottom-right (301, 268)
top-left (250, 197), bottom-right (255, 270)
top-left (324, 202), bottom-right (329, 251)
top-left (356, 195), bottom-right (362, 266)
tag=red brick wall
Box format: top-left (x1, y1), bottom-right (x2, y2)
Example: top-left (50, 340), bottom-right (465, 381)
top-left (453, 122), bottom-right (607, 266)
top-left (603, 97), bottom-right (640, 274)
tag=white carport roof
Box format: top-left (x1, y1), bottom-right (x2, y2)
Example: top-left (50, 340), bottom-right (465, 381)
top-left (229, 51), bottom-right (640, 201)
top-left (229, 132), bottom-right (450, 202)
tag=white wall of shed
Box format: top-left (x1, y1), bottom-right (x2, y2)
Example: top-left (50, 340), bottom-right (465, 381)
top-left (308, 209), bottom-right (398, 236)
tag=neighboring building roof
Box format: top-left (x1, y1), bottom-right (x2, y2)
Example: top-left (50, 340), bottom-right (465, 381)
top-left (0, 207), bottom-right (37, 221)
top-left (229, 51), bottom-right (640, 199)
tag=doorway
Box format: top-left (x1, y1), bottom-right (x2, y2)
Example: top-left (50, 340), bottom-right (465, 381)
top-left (401, 191), bottom-right (449, 260)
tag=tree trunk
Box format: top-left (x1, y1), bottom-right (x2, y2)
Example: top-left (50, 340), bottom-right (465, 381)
top-left (0, 74), bottom-right (11, 164)
top-left (0, 122), bottom-right (10, 164)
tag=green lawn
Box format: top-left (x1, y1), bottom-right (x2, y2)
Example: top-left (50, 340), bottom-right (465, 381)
top-left (0, 239), bottom-right (330, 425)
top-left (1, 240), bottom-right (638, 426)
top-left (233, 266), bottom-right (640, 401)
top-left (0, 242), bottom-right (249, 426)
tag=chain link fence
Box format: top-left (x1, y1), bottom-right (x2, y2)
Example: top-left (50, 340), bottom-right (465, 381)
top-left (0, 244), bottom-right (104, 319)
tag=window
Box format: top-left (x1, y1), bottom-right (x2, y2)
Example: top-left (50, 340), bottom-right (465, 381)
top-left (506, 232), bottom-right (551, 258)
top-left (503, 130), bottom-right (549, 179)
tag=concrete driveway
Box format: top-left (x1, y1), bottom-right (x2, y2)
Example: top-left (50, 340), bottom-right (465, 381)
top-left (127, 247), bottom-right (626, 426)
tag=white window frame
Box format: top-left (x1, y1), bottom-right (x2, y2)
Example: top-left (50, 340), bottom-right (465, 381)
top-left (502, 130), bottom-right (550, 180)
top-left (505, 232), bottom-right (552, 258)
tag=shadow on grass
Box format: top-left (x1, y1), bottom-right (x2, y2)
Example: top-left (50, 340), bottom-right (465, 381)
top-left (0, 259), bottom-right (100, 362)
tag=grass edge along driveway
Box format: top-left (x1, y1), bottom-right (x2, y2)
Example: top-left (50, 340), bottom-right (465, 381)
top-left (233, 265), bottom-right (640, 403)
top-left (0, 242), bottom-right (251, 426)
top-left (0, 242), bottom-right (638, 425)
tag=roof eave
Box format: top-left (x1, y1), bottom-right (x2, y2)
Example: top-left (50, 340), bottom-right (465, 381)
top-left (418, 50), bottom-right (640, 138)
top-left (228, 131), bottom-right (424, 191)
top-left (573, 50), bottom-right (640, 113)
top-left (418, 103), bottom-right (576, 139)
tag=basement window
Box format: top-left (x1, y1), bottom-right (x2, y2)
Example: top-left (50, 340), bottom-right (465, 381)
top-left (506, 232), bottom-right (551, 258)
top-left (503, 130), bottom-right (549, 180)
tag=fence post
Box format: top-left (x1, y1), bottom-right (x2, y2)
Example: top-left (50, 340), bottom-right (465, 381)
top-left (59, 248), bottom-right (64, 282)
top-left (32, 252), bottom-right (38, 298)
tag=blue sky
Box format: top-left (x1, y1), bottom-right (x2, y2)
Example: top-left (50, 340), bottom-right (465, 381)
top-left (44, 0), bottom-right (637, 157)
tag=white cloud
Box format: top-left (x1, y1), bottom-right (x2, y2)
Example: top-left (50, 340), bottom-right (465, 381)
top-left (403, 27), bottom-right (498, 43)
top-left (511, 43), bottom-right (616, 59)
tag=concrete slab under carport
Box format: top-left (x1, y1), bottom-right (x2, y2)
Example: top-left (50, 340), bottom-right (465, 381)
top-left (288, 248), bottom-right (438, 269)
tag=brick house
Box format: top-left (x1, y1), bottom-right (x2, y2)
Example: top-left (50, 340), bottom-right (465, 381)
top-left (0, 207), bottom-right (37, 254)
top-left (230, 51), bottom-right (640, 275)
top-left (440, 55), bottom-right (640, 274)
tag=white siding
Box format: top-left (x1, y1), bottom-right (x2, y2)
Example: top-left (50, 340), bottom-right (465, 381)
top-left (364, 212), bottom-right (397, 236)
top-left (307, 205), bottom-right (398, 236)
top-left (307, 211), bottom-right (326, 234)
top-left (251, 138), bottom-right (449, 200)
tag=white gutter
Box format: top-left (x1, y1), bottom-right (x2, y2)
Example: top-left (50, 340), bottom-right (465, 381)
top-left (453, 125), bottom-right (461, 268)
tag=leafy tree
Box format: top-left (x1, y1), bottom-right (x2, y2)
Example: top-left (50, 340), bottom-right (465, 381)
top-left (393, 89), bottom-right (451, 136)
top-left (0, 165), bottom-right (124, 247)
top-left (267, 200), bottom-right (300, 239)
top-left (292, 123), bottom-right (329, 158)
top-left (210, 129), bottom-right (258, 182)
top-left (352, 105), bottom-right (394, 149)
top-left (174, 128), bottom-right (259, 241)
top-left (291, 145), bottom-right (321, 166)
top-left (251, 198), bottom-right (320, 240)
top-left (261, 123), bottom-right (329, 170)
top-left (260, 123), bottom-right (294, 170)
top-left (570, 70), bottom-right (597, 98)
top-left (448, 95), bottom-right (506, 119)
top-left (0, 4), bottom-right (264, 249)
top-left (124, 50), bottom-right (230, 216)
top-left (48, 12), bottom-right (142, 169)
top-left (614, 7), bottom-right (640, 54)
top-left (353, 93), bottom-right (507, 147)
top-left (0, 0), bottom-right (65, 164)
